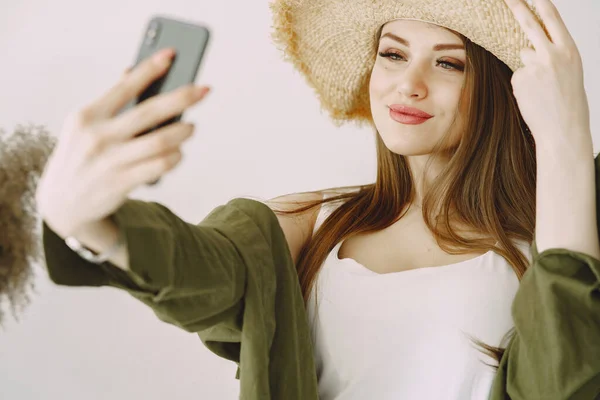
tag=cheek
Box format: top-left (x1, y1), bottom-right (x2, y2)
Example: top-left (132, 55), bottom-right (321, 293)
top-left (444, 85), bottom-right (467, 118)
top-left (447, 93), bottom-right (469, 143)
top-left (369, 66), bottom-right (389, 102)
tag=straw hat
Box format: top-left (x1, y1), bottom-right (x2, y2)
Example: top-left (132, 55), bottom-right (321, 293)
top-left (270, 0), bottom-right (546, 126)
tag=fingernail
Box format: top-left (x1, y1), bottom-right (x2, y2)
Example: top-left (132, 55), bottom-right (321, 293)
top-left (196, 86), bottom-right (211, 97)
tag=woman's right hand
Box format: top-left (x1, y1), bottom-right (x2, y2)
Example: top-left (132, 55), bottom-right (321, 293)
top-left (36, 48), bottom-right (211, 238)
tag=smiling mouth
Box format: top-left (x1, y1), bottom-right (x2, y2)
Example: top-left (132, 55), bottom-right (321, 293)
top-left (389, 109), bottom-right (432, 125)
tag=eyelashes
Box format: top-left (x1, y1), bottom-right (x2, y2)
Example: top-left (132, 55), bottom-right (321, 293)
top-left (378, 51), bottom-right (465, 72)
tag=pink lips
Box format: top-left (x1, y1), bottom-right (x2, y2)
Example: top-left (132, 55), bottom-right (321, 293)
top-left (388, 105), bottom-right (433, 125)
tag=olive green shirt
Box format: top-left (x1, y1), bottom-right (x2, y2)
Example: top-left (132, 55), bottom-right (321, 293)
top-left (43, 160), bottom-right (600, 399)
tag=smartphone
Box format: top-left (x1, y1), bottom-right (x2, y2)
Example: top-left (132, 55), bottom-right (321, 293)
top-left (120, 15), bottom-right (211, 185)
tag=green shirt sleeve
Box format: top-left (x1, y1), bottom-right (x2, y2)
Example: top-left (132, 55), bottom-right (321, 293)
top-left (42, 197), bottom-right (319, 399)
top-left (489, 242), bottom-right (600, 399)
top-left (489, 154), bottom-right (600, 400)
top-left (43, 199), bottom-right (249, 337)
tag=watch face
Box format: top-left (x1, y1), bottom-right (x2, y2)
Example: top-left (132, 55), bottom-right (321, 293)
top-left (65, 236), bottom-right (103, 263)
top-left (65, 236), bottom-right (82, 251)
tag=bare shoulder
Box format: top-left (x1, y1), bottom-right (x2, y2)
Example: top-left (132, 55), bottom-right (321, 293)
top-left (264, 190), bottom-right (326, 265)
top-left (263, 187), bottom-right (362, 264)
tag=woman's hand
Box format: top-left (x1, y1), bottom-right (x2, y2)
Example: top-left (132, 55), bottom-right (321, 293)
top-left (36, 48), bottom-right (211, 238)
top-left (503, 0), bottom-right (591, 147)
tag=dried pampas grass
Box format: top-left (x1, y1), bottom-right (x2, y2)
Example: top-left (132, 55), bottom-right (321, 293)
top-left (0, 124), bottom-right (56, 324)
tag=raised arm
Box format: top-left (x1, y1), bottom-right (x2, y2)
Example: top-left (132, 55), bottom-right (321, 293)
top-left (42, 195), bottom-right (321, 398)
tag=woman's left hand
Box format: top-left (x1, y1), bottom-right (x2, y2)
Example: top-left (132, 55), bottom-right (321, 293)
top-left (503, 0), bottom-right (591, 147)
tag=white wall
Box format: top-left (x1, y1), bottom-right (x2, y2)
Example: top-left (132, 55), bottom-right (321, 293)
top-left (0, 0), bottom-right (598, 399)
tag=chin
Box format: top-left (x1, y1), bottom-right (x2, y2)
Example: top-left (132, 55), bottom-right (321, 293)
top-left (379, 134), bottom-right (436, 156)
top-left (377, 123), bottom-right (432, 152)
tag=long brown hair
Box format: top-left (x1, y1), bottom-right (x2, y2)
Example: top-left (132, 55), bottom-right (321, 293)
top-left (269, 26), bottom-right (537, 369)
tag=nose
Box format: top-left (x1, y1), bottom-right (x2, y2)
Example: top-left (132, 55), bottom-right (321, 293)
top-left (396, 62), bottom-right (428, 99)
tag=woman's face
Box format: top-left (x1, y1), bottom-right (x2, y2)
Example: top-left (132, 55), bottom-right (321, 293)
top-left (369, 19), bottom-right (468, 156)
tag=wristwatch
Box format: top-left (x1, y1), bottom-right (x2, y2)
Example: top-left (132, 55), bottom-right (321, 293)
top-left (65, 234), bottom-right (123, 264)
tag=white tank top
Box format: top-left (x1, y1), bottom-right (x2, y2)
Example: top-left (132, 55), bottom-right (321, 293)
top-left (306, 190), bottom-right (531, 400)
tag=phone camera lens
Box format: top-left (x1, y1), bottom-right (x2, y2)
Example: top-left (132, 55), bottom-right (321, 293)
top-left (145, 20), bottom-right (161, 45)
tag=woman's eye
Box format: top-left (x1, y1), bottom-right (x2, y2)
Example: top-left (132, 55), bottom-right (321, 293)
top-left (378, 51), bottom-right (404, 61)
top-left (377, 51), bottom-right (463, 72)
top-left (437, 60), bottom-right (463, 71)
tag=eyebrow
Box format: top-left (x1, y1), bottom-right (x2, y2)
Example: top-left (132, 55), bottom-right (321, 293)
top-left (380, 32), bottom-right (465, 51)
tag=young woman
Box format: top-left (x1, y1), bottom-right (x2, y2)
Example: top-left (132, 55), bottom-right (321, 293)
top-left (36, 0), bottom-right (600, 398)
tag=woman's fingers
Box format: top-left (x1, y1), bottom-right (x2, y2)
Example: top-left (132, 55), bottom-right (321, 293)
top-left (121, 147), bottom-right (183, 190)
top-left (503, 0), bottom-right (551, 55)
top-left (101, 84), bottom-right (210, 142)
top-left (107, 122), bottom-right (195, 168)
top-left (532, 0), bottom-right (577, 49)
top-left (90, 48), bottom-right (176, 118)
top-left (122, 65), bottom-right (134, 77)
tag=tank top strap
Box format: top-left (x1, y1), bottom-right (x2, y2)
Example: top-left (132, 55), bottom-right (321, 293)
top-left (312, 192), bottom-right (331, 237)
top-left (312, 188), bottom-right (361, 236)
